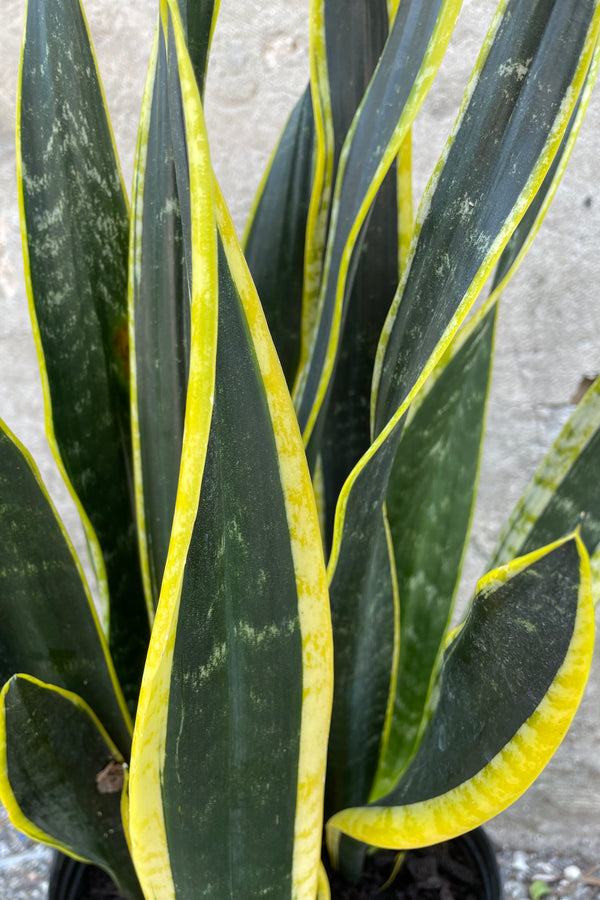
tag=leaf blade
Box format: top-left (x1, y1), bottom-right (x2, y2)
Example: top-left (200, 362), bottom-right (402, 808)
top-left (18, 0), bottom-right (149, 707)
top-left (128, 9), bottom-right (332, 899)
top-left (0, 420), bottom-right (132, 756)
top-left (327, 534), bottom-right (595, 853)
top-left (0, 675), bottom-right (141, 900)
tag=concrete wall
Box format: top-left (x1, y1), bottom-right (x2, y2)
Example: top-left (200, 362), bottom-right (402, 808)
top-left (0, 0), bottom-right (599, 855)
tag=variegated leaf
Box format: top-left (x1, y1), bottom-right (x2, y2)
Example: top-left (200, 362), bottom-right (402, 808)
top-left (18, 0), bottom-right (149, 708)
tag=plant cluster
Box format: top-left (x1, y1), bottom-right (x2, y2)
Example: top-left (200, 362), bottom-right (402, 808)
top-left (0, 0), bottom-right (599, 898)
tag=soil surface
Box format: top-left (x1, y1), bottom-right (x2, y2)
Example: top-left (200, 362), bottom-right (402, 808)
top-left (81, 842), bottom-right (485, 899)
top-left (325, 843), bottom-right (484, 900)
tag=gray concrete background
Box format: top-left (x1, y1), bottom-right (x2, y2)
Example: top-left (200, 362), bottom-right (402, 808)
top-left (0, 0), bottom-right (599, 872)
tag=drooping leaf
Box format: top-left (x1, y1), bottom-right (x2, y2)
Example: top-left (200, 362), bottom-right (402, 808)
top-left (0, 420), bottom-right (131, 756)
top-left (18, 0), bottom-right (149, 708)
top-left (324, 0), bottom-right (600, 820)
top-left (0, 675), bottom-right (142, 900)
top-left (327, 535), bottom-right (594, 861)
top-left (128, 9), bottom-right (332, 900)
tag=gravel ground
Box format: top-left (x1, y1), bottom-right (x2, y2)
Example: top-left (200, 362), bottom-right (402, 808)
top-left (496, 847), bottom-right (600, 900)
top-left (1, 805), bottom-right (598, 899)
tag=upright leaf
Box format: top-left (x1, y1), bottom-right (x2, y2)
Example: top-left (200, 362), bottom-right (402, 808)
top-left (128, 10), bottom-right (332, 900)
top-left (129, 27), bottom-right (190, 614)
top-left (243, 87), bottom-right (315, 388)
top-left (294, 0), bottom-right (462, 443)
top-left (175, 0), bottom-right (219, 98)
top-left (373, 0), bottom-right (600, 432)
top-left (312, 0), bottom-right (400, 548)
top-left (18, 0), bottom-right (149, 708)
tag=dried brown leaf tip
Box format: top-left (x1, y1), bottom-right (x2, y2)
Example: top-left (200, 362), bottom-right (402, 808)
top-left (95, 760), bottom-right (125, 794)
top-left (571, 375), bottom-right (597, 405)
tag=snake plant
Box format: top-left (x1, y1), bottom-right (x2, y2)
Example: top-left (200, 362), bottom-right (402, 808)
top-left (0, 0), bottom-right (598, 898)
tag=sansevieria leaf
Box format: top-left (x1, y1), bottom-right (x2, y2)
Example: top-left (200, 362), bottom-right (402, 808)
top-left (372, 29), bottom-right (600, 802)
top-left (128, 7), bottom-right (332, 900)
top-left (310, 0), bottom-right (400, 548)
top-left (0, 420), bottom-right (131, 756)
top-left (0, 675), bottom-right (142, 900)
top-left (324, 0), bottom-right (600, 821)
top-left (18, 0), bottom-right (149, 708)
top-left (371, 304), bottom-right (497, 798)
top-left (243, 86), bottom-right (315, 389)
top-left (327, 534), bottom-right (594, 864)
top-left (174, 0), bottom-right (219, 98)
top-left (129, 25), bottom-right (190, 614)
top-left (294, 0), bottom-right (462, 443)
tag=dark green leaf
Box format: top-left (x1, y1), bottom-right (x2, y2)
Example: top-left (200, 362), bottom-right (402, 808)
top-left (18, 0), bottom-right (149, 709)
top-left (130, 27), bottom-right (190, 610)
top-left (0, 422), bottom-right (131, 756)
top-left (295, 0), bottom-right (461, 441)
top-left (328, 536), bottom-right (594, 859)
top-left (176, 0), bottom-right (218, 98)
top-left (374, 0), bottom-right (599, 433)
top-left (372, 305), bottom-right (497, 798)
top-left (244, 86), bottom-right (315, 388)
top-left (0, 676), bottom-right (141, 900)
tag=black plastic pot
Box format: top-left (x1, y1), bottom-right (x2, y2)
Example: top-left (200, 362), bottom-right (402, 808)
top-left (48, 828), bottom-right (503, 899)
top-left (453, 828), bottom-right (504, 899)
top-left (48, 853), bottom-right (122, 900)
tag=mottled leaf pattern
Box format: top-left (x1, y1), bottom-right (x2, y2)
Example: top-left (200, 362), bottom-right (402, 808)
top-left (18, 0), bottom-right (149, 709)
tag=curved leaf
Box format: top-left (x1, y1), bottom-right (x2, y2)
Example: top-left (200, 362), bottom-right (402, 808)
top-left (0, 675), bottom-right (141, 900)
top-left (369, 38), bottom-right (600, 800)
top-left (18, 0), bottom-right (149, 708)
top-left (0, 420), bottom-right (131, 756)
top-left (324, 0), bottom-right (600, 822)
top-left (327, 534), bottom-right (594, 856)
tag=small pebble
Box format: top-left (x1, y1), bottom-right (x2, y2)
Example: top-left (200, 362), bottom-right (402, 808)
top-left (513, 850), bottom-right (530, 873)
top-left (563, 864), bottom-right (582, 881)
top-left (535, 861), bottom-right (557, 876)
top-left (531, 872), bottom-right (556, 883)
